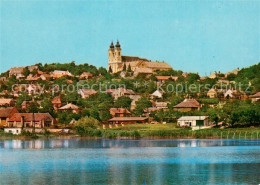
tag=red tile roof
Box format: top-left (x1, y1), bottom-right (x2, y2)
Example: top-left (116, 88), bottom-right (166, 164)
top-left (174, 99), bottom-right (200, 108)
top-left (52, 96), bottom-right (62, 104)
top-left (0, 98), bottom-right (13, 105)
top-left (110, 108), bottom-right (130, 114)
top-left (0, 107), bottom-right (18, 118)
top-left (8, 113), bottom-right (54, 122)
top-left (249, 92), bottom-right (260, 98)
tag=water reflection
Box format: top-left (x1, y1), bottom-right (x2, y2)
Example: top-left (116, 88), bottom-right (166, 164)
top-left (0, 139), bottom-right (259, 184)
top-left (0, 138), bottom-right (259, 149)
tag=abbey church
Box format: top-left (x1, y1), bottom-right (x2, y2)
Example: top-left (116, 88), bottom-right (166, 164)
top-left (108, 41), bottom-right (172, 74)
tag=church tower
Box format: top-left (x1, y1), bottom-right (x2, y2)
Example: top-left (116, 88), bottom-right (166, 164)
top-left (108, 40), bottom-right (123, 73)
top-left (108, 42), bottom-right (115, 63)
top-left (114, 40), bottom-right (122, 62)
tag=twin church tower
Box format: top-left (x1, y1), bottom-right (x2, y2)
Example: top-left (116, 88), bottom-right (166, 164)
top-left (108, 40), bottom-right (172, 74)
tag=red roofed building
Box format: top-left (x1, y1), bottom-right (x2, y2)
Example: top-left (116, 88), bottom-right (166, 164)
top-left (52, 96), bottom-right (62, 110)
top-left (249, 92), bottom-right (260, 102)
top-left (174, 99), bottom-right (200, 112)
top-left (58, 103), bottom-right (79, 113)
top-left (78, 89), bottom-right (98, 99)
top-left (110, 108), bottom-right (131, 117)
top-left (156, 76), bottom-right (178, 83)
top-left (7, 113), bottom-right (55, 128)
top-left (79, 72), bottom-right (93, 80)
top-left (0, 98), bottom-right (14, 107)
top-left (0, 107), bottom-right (19, 127)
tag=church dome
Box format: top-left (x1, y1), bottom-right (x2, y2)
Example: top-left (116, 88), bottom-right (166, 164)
top-left (110, 42), bottom-right (114, 48)
top-left (115, 41), bottom-right (120, 48)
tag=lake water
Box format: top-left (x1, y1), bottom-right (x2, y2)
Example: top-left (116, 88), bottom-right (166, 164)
top-left (0, 139), bottom-right (259, 185)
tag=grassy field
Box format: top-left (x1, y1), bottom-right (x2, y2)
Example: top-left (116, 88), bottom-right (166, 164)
top-left (1, 124), bottom-right (260, 139)
top-left (103, 123), bottom-right (260, 139)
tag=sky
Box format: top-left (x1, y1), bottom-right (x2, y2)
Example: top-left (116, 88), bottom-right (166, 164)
top-left (0, 0), bottom-right (259, 75)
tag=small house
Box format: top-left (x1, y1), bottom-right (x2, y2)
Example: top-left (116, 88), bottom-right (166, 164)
top-left (207, 88), bottom-right (217, 98)
top-left (110, 108), bottom-right (131, 117)
top-left (78, 89), bottom-right (97, 99)
top-left (177, 116), bottom-right (211, 127)
top-left (58, 103), bottom-right (79, 113)
top-left (79, 72), bottom-right (93, 80)
top-left (106, 88), bottom-right (135, 100)
top-left (249, 92), bottom-right (260, 102)
top-left (52, 96), bottom-right (62, 110)
top-left (52, 70), bottom-right (73, 79)
top-left (174, 99), bottom-right (200, 112)
top-left (150, 90), bottom-right (163, 99)
top-left (0, 98), bottom-right (14, 107)
top-left (155, 76), bottom-right (178, 83)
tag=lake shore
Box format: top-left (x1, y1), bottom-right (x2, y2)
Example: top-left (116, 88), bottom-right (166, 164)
top-left (1, 126), bottom-right (260, 140)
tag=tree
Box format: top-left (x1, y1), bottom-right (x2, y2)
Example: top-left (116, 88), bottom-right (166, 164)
top-left (22, 67), bottom-right (30, 77)
top-left (27, 102), bottom-right (39, 113)
top-left (123, 63), bottom-right (127, 71)
top-left (114, 96), bottom-right (132, 108)
top-left (99, 110), bottom-right (112, 122)
top-left (134, 97), bottom-right (152, 116)
top-left (75, 116), bottom-right (99, 129)
top-left (207, 108), bottom-right (219, 126)
top-left (89, 107), bottom-right (100, 120)
top-left (127, 65), bottom-right (132, 72)
top-left (31, 69), bottom-right (38, 75)
top-left (109, 66), bottom-right (113, 73)
top-left (227, 73), bottom-right (236, 81)
top-left (74, 116), bottom-right (100, 136)
top-left (40, 99), bottom-right (54, 116)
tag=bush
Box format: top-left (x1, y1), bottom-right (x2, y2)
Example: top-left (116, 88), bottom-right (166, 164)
top-left (74, 116), bottom-right (100, 136)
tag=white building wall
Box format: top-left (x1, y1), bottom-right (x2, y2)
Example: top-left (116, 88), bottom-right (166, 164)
top-left (4, 128), bottom-right (22, 135)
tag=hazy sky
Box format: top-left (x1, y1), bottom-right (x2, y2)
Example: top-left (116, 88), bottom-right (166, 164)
top-left (1, 0), bottom-right (259, 75)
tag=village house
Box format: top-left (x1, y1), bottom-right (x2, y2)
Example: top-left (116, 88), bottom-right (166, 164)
top-left (108, 117), bottom-right (148, 124)
top-left (207, 88), bottom-right (217, 98)
top-left (249, 92), bottom-right (260, 102)
top-left (5, 113), bottom-right (55, 134)
top-left (0, 98), bottom-right (14, 107)
top-left (109, 108), bottom-right (131, 117)
top-left (79, 72), bottom-right (93, 80)
top-left (40, 73), bottom-right (51, 81)
top-left (150, 90), bottom-right (164, 99)
top-left (177, 116), bottom-right (212, 127)
top-left (154, 102), bottom-right (168, 109)
top-left (52, 96), bottom-right (62, 110)
top-left (58, 103), bottom-right (80, 113)
top-left (0, 107), bottom-right (19, 127)
top-left (52, 70), bottom-right (73, 79)
top-left (147, 102), bottom-right (168, 113)
top-left (174, 99), bottom-right (200, 112)
top-left (106, 88), bottom-right (135, 100)
top-left (155, 76), bottom-right (178, 84)
top-left (224, 89), bottom-right (237, 99)
top-left (209, 72), bottom-right (218, 79)
top-left (78, 89), bottom-right (98, 99)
